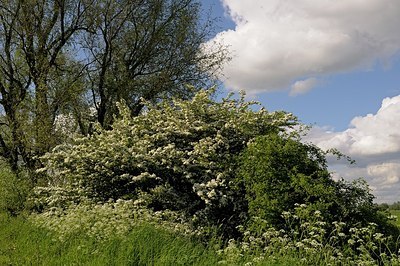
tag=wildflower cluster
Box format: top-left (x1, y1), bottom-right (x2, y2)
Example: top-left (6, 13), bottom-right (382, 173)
top-left (218, 204), bottom-right (400, 265)
top-left (30, 198), bottom-right (197, 242)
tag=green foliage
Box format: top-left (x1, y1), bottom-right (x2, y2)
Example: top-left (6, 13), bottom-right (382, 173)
top-left (238, 134), bottom-right (399, 240)
top-left (38, 88), bottom-right (296, 236)
top-left (37, 89), bottom-right (398, 242)
top-left (0, 161), bottom-right (32, 215)
top-left (28, 88), bottom-right (400, 265)
top-left (238, 134), bottom-right (334, 228)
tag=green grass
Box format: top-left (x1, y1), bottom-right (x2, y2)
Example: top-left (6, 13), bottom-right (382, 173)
top-left (390, 210), bottom-right (400, 227)
top-left (0, 212), bottom-right (221, 265)
top-left (3, 204), bottom-right (400, 265)
top-left (0, 212), bottom-right (323, 266)
top-left (3, 211), bottom-right (400, 266)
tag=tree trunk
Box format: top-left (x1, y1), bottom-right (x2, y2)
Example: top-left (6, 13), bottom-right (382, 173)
top-left (34, 79), bottom-right (53, 155)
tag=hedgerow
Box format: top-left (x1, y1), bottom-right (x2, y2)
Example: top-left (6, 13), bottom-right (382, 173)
top-left (238, 134), bottom-right (399, 238)
top-left (36, 88), bottom-right (296, 237)
top-left (31, 88), bottom-right (400, 264)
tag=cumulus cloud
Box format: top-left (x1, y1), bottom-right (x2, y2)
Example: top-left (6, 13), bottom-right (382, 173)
top-left (209, 0), bottom-right (400, 94)
top-left (304, 95), bottom-right (400, 203)
top-left (311, 95), bottom-right (400, 156)
top-left (290, 78), bottom-right (319, 96)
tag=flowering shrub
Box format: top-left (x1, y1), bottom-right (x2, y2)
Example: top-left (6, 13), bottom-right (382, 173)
top-left (37, 88), bottom-right (296, 236)
top-left (29, 88), bottom-right (400, 264)
top-left (30, 199), bottom-right (196, 242)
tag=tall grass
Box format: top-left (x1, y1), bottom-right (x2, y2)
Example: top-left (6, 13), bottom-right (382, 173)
top-left (3, 211), bottom-right (400, 265)
top-left (0, 210), bottom-right (342, 266)
top-left (390, 210), bottom-right (400, 227)
top-left (0, 212), bottom-right (220, 265)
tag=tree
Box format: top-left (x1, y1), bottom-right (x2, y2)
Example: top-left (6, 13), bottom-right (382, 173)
top-left (0, 0), bottom-right (93, 171)
top-left (0, 0), bottom-right (33, 171)
top-left (81, 0), bottom-right (227, 128)
top-left (0, 0), bottom-right (228, 172)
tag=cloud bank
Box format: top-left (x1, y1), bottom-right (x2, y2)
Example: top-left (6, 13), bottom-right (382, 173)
top-left (209, 0), bottom-right (400, 94)
top-left (305, 95), bottom-right (400, 203)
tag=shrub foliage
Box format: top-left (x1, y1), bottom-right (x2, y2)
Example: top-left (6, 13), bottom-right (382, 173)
top-left (238, 134), bottom-right (398, 245)
top-left (38, 89), bottom-right (295, 234)
top-left (0, 160), bottom-right (32, 215)
top-left (35, 88), bottom-right (398, 254)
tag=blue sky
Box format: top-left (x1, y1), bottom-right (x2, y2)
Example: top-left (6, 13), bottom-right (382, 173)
top-left (201, 0), bottom-right (400, 202)
top-left (261, 66), bottom-right (400, 131)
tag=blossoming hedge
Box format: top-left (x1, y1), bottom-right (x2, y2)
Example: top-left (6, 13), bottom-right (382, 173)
top-left (35, 88), bottom-right (398, 242)
top-left (37, 89), bottom-right (296, 235)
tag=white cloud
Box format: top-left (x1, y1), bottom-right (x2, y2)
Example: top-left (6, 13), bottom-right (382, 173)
top-left (209, 0), bottom-right (400, 94)
top-left (305, 95), bottom-right (400, 203)
top-left (290, 78), bottom-right (319, 96)
top-left (312, 95), bottom-right (400, 156)
top-left (368, 163), bottom-right (400, 186)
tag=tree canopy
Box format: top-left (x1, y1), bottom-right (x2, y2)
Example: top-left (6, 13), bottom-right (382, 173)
top-left (0, 0), bottom-right (227, 171)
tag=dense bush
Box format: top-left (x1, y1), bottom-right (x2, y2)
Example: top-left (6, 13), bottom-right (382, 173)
top-left (36, 88), bottom-right (398, 246)
top-left (37, 89), bottom-right (296, 236)
top-left (238, 134), bottom-right (334, 228)
top-left (238, 133), bottom-right (399, 245)
top-left (0, 160), bottom-right (32, 215)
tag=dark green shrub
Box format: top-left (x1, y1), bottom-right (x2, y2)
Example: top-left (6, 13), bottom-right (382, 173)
top-left (238, 134), bottom-right (399, 241)
top-left (0, 160), bottom-right (32, 215)
top-left (238, 134), bottom-right (335, 228)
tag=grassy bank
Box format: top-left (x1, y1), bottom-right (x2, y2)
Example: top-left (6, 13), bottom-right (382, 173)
top-left (3, 211), bottom-right (400, 265)
top-left (0, 212), bottom-right (316, 266)
top-left (0, 212), bottom-right (221, 266)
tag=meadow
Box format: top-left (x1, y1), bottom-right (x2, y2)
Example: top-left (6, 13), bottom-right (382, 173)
top-left (2, 208), bottom-right (400, 265)
top-left (390, 210), bottom-right (400, 227)
top-left (1, 211), bottom-right (304, 265)
top-left (0, 212), bottom-right (221, 266)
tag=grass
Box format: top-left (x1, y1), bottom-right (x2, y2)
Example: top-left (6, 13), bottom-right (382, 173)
top-left (0, 212), bottom-right (221, 265)
top-left (3, 210), bottom-right (400, 265)
top-left (0, 211), bottom-right (327, 266)
top-left (390, 210), bottom-right (400, 227)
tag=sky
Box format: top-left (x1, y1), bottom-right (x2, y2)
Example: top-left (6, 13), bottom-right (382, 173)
top-left (201, 0), bottom-right (400, 203)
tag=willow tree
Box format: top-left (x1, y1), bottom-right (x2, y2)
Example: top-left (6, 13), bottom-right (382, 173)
top-left (0, 0), bottom-right (227, 171)
top-left (81, 0), bottom-right (227, 128)
top-left (0, 0), bottom-right (93, 170)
